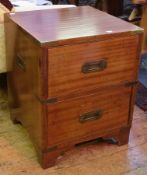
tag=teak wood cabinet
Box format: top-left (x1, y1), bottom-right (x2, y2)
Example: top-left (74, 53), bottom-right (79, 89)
top-left (5, 6), bottom-right (143, 168)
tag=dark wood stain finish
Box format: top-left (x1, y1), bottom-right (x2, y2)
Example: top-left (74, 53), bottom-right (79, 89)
top-left (5, 6), bottom-right (143, 168)
top-left (8, 6), bottom-right (142, 46)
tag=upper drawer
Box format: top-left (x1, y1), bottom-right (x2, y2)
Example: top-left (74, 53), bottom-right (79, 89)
top-left (47, 35), bottom-right (139, 98)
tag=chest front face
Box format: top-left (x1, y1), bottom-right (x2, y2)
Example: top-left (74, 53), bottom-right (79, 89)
top-left (45, 35), bottom-right (140, 147)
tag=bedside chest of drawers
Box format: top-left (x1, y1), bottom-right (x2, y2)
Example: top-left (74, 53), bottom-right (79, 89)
top-left (5, 6), bottom-right (143, 168)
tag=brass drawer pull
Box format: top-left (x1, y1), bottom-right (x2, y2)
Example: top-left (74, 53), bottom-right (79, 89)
top-left (16, 54), bottom-right (26, 71)
top-left (79, 110), bottom-right (102, 123)
top-left (81, 59), bottom-right (107, 73)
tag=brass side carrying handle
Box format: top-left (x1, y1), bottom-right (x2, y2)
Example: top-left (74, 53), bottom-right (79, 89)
top-left (79, 110), bottom-right (102, 123)
top-left (16, 54), bottom-right (26, 71)
top-left (81, 59), bottom-right (107, 74)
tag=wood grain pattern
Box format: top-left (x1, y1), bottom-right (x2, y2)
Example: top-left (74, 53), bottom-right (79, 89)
top-left (5, 7), bottom-right (143, 168)
top-left (48, 35), bottom-right (140, 99)
top-left (47, 86), bottom-right (132, 146)
top-left (1, 102), bottom-right (147, 174)
top-left (6, 26), bottom-right (45, 152)
top-left (7, 6), bottom-right (143, 46)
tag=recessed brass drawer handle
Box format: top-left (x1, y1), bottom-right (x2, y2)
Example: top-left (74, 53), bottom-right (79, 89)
top-left (16, 54), bottom-right (26, 71)
top-left (79, 110), bottom-right (102, 123)
top-left (81, 59), bottom-right (107, 74)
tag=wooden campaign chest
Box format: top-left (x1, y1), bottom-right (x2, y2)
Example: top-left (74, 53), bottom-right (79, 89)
top-left (5, 6), bottom-right (143, 168)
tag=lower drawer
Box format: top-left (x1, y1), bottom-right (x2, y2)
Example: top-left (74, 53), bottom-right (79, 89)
top-left (47, 86), bottom-right (132, 146)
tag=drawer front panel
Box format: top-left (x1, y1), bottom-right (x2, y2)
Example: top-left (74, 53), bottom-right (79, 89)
top-left (48, 35), bottom-right (139, 98)
top-left (47, 86), bottom-right (131, 146)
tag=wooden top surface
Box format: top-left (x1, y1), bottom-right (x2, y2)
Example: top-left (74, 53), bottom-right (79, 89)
top-left (7, 6), bottom-right (143, 46)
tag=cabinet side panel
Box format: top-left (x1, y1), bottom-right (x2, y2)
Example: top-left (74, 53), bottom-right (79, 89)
top-left (6, 26), bottom-right (45, 151)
